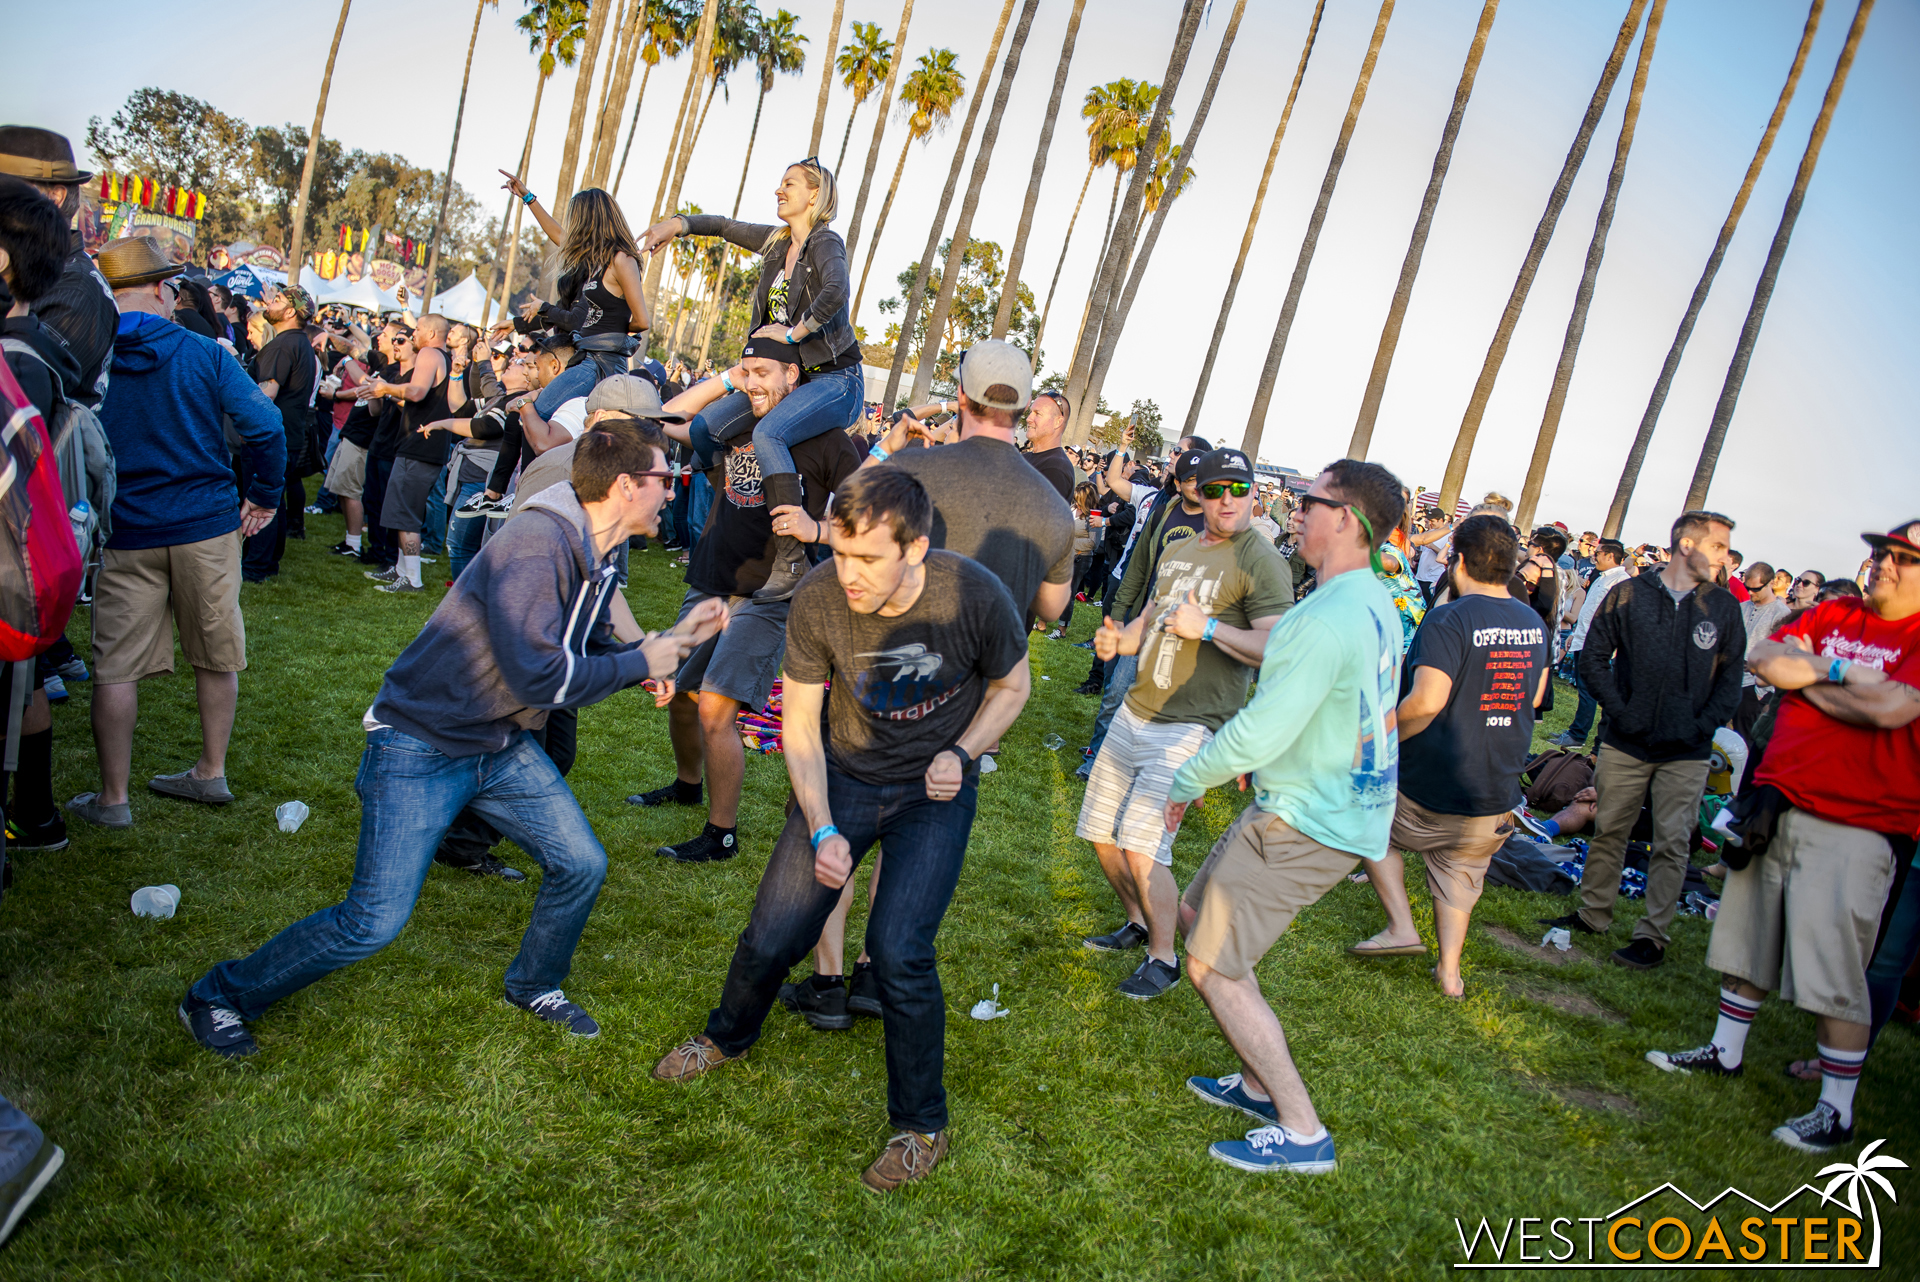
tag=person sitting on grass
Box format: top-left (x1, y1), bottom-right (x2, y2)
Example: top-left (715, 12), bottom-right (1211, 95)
top-left (179, 419), bottom-right (726, 1059)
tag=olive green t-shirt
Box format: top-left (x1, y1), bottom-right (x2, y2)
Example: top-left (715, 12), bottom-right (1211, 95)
top-left (1126, 527), bottom-right (1294, 730)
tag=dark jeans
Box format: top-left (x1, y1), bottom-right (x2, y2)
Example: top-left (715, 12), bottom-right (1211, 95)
top-left (1869, 860), bottom-right (1920, 1046)
top-left (193, 727), bottom-right (608, 1018)
top-left (1566, 666), bottom-right (1600, 743)
top-left (1062, 554), bottom-right (1092, 630)
top-left (446, 479), bottom-right (489, 582)
top-left (436, 710), bottom-right (578, 867)
top-left (362, 453), bottom-right (397, 565)
top-left (240, 473), bottom-right (297, 579)
top-left (704, 767), bottom-right (979, 1132)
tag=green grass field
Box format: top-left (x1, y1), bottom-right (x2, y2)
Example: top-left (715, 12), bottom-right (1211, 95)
top-left (2, 518), bottom-right (1913, 1280)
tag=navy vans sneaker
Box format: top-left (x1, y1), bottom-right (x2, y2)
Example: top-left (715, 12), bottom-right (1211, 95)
top-left (1772, 1101), bottom-right (1853, 1154)
top-left (1187, 1073), bottom-right (1279, 1124)
top-left (1117, 956), bottom-right (1180, 1000)
top-left (507, 989), bottom-right (600, 1037)
top-left (1645, 1043), bottom-right (1743, 1077)
top-left (1209, 1125), bottom-right (1338, 1175)
top-left (178, 988), bottom-right (259, 1059)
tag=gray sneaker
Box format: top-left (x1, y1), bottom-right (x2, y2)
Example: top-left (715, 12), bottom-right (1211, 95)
top-left (1118, 956), bottom-right (1181, 1000)
top-left (377, 579), bottom-right (424, 594)
top-left (66, 792), bottom-right (132, 828)
top-left (149, 769), bottom-right (235, 805)
top-left (1547, 732), bottom-right (1585, 749)
top-left (364, 564), bottom-right (400, 583)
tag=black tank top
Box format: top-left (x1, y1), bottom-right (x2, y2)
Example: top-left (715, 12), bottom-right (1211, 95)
top-left (395, 348), bottom-right (454, 465)
top-left (575, 265), bottom-right (632, 339)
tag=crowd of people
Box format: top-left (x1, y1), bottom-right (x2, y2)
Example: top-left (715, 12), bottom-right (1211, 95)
top-left (0, 120), bottom-right (1914, 1234)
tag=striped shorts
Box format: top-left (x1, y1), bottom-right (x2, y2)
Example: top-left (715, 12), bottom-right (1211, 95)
top-left (1076, 702), bottom-right (1214, 866)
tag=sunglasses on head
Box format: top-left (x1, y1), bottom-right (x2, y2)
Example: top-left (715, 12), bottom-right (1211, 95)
top-left (1200, 481), bottom-right (1251, 500)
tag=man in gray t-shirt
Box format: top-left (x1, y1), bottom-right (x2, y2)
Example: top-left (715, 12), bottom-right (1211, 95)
top-left (1735, 559), bottom-right (1790, 739)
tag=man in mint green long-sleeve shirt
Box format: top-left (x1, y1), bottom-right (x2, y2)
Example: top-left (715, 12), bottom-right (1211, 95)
top-left (1163, 461), bottom-right (1406, 1177)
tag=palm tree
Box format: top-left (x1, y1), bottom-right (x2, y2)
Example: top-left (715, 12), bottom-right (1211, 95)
top-left (832, 21), bottom-right (894, 175)
top-left (807, 0), bottom-right (845, 156)
top-left (1034, 78), bottom-right (1150, 358)
top-left (286, 0), bottom-right (354, 296)
top-left (1086, 79), bottom-right (1158, 284)
top-left (1817, 1139), bottom-right (1907, 1269)
top-left (643, 0), bottom-right (721, 305)
top-left (908, 0), bottom-right (1038, 405)
top-left (682, 0), bottom-right (759, 173)
top-left (842, 0), bottom-right (917, 261)
top-left (850, 47), bottom-right (965, 325)
top-left (1433, 0), bottom-right (1650, 514)
top-left (665, 204), bottom-right (703, 352)
top-left (614, 1), bottom-right (694, 196)
top-left (993, 0), bottom-right (1085, 342)
top-left (552, 0), bottom-right (617, 205)
top-left (585, 0), bottom-right (661, 189)
top-left (1075, 0), bottom-right (1241, 440)
top-left (733, 9), bottom-right (808, 217)
top-left (1182, 0), bottom-right (1325, 439)
top-left (1346, 0), bottom-right (1494, 457)
top-left (1685, 0), bottom-right (1871, 511)
top-left (425, 0), bottom-right (501, 311)
top-left (1515, 0), bottom-right (1665, 530)
top-left (488, 0), bottom-right (588, 323)
top-left (1603, 0), bottom-right (1823, 536)
top-left (582, 0), bottom-right (638, 186)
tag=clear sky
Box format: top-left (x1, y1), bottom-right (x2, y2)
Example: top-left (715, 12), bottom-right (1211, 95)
top-left (10, 0), bottom-right (1915, 575)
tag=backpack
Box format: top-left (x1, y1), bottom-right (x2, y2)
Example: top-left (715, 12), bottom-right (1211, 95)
top-left (0, 337), bottom-right (117, 554)
top-left (0, 357), bottom-right (83, 663)
top-left (1521, 748), bottom-right (1595, 812)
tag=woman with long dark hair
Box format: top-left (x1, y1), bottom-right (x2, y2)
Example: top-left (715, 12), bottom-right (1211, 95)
top-left (172, 276), bottom-right (223, 338)
top-left (640, 158), bottom-right (862, 600)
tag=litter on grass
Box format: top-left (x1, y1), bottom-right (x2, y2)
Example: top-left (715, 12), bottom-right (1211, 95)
top-left (130, 884), bottom-right (180, 919)
top-left (1540, 928), bottom-right (1572, 952)
top-left (970, 983), bottom-right (1010, 1020)
top-left (276, 801), bottom-right (310, 833)
top-left (1042, 733), bottom-right (1065, 751)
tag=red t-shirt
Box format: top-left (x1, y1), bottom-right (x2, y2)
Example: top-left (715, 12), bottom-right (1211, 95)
top-left (1756, 598), bottom-right (1920, 833)
top-left (1728, 578), bottom-right (1750, 602)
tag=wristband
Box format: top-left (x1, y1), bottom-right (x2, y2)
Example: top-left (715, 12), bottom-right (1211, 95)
top-left (868, 442), bottom-right (891, 462)
top-left (1828, 657), bottom-right (1851, 685)
top-left (721, 372), bottom-right (736, 393)
top-left (1202, 617), bottom-right (1219, 643)
top-left (784, 327), bottom-right (800, 345)
top-left (521, 192), bottom-right (536, 206)
top-left (945, 745), bottom-right (972, 774)
top-left (811, 824), bottom-right (839, 849)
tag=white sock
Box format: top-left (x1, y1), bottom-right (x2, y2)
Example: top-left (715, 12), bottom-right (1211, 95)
top-left (1712, 989), bottom-right (1763, 1067)
top-left (401, 553), bottom-right (421, 587)
top-left (344, 532), bottom-right (361, 551)
top-left (1816, 1043), bottom-right (1866, 1128)
top-left (1279, 1123), bottom-right (1329, 1145)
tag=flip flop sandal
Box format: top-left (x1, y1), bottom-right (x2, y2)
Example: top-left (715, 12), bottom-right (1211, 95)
top-left (1784, 1058), bottom-right (1822, 1082)
top-left (1347, 940), bottom-right (1428, 957)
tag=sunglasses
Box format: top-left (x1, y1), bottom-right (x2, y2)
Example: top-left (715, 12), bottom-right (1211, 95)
top-left (1200, 481), bottom-right (1251, 500)
top-left (1298, 493), bottom-right (1348, 515)
top-left (1871, 546), bottom-right (1920, 568)
top-left (1793, 576), bottom-right (1822, 587)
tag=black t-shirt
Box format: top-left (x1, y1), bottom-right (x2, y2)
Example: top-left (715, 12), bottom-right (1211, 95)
top-left (686, 420), bottom-right (860, 596)
top-left (1397, 593), bottom-right (1550, 817)
top-left (1093, 493), bottom-right (1134, 556)
top-left (255, 329), bottom-right (316, 439)
top-left (1156, 504), bottom-right (1204, 555)
top-left (395, 348), bottom-right (455, 466)
top-left (784, 550), bottom-right (1027, 785)
top-left (1027, 446), bottom-right (1075, 502)
top-left (338, 356), bottom-right (386, 449)
top-left (1510, 560), bottom-right (1559, 628)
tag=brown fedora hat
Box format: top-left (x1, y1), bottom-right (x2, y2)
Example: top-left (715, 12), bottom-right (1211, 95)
top-left (0, 126), bottom-right (92, 185)
top-left (97, 236), bottom-right (179, 289)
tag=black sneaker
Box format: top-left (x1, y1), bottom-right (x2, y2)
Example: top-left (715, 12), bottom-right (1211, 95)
top-left (778, 975), bottom-right (853, 1031)
top-left (1118, 956), bottom-right (1181, 1000)
top-left (445, 852), bottom-right (527, 882)
top-left (1611, 938), bottom-right (1666, 970)
top-left (1645, 1043), bottom-right (1743, 1077)
top-left (627, 779), bottom-right (703, 807)
top-left (3, 813), bottom-right (68, 852)
top-left (0, 1135), bottom-right (64, 1247)
top-left (1084, 921), bottom-right (1149, 953)
top-left (1536, 911), bottom-right (1603, 935)
top-left (1772, 1101), bottom-right (1853, 1153)
top-left (178, 989), bottom-right (259, 1059)
top-left (328, 541), bottom-right (361, 557)
top-left (658, 823), bottom-right (737, 863)
top-left (506, 988), bottom-right (600, 1037)
top-left (847, 961), bottom-right (883, 1018)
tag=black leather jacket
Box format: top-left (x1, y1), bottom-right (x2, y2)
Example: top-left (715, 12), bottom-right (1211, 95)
top-left (679, 215), bottom-right (855, 371)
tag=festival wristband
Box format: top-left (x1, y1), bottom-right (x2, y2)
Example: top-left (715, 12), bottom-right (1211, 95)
top-left (811, 824), bottom-right (839, 849)
top-left (784, 327), bottom-right (800, 344)
top-left (944, 745), bottom-right (972, 774)
top-left (721, 372), bottom-right (736, 393)
top-left (1202, 617), bottom-right (1219, 643)
top-left (1828, 657), bottom-right (1852, 684)
top-left (868, 442), bottom-right (891, 462)
top-left (521, 192), bottom-right (537, 206)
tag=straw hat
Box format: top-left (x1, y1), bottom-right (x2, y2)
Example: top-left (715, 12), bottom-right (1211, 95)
top-left (97, 236), bottom-right (179, 289)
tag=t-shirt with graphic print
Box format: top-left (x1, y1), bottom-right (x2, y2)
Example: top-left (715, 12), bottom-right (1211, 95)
top-left (1756, 597), bottom-right (1920, 834)
top-left (1126, 527), bottom-right (1294, 731)
top-left (784, 549), bottom-right (1028, 785)
top-left (685, 418), bottom-right (859, 597)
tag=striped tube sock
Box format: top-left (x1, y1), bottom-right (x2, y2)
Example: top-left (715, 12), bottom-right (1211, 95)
top-left (1711, 989), bottom-right (1763, 1068)
top-left (1816, 1043), bottom-right (1867, 1128)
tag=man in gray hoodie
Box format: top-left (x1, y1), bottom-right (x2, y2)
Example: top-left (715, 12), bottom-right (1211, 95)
top-left (179, 418), bottom-right (727, 1057)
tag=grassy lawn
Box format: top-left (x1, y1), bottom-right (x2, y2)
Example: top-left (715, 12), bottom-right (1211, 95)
top-left (2, 517), bottom-right (1914, 1279)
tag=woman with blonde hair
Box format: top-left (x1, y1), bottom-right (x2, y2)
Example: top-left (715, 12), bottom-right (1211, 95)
top-left (641, 158), bottom-right (861, 600)
top-left (494, 176), bottom-right (651, 419)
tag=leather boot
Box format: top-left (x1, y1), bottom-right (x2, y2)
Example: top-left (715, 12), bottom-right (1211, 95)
top-left (753, 472), bottom-right (810, 602)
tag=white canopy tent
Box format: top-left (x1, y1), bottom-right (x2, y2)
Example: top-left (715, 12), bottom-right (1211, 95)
top-left (316, 275), bottom-right (405, 314)
top-left (427, 273), bottom-right (489, 326)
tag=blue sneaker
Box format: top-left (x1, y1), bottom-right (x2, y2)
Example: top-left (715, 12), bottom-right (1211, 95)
top-left (1208, 1125), bottom-right (1337, 1174)
top-left (507, 989), bottom-right (600, 1037)
top-left (1187, 1073), bottom-right (1279, 1123)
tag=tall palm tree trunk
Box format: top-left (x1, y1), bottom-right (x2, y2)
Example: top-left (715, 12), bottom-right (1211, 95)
top-left (1604, 0), bottom-right (1824, 537)
top-left (1063, 0), bottom-right (1204, 441)
top-left (644, 0), bottom-right (721, 307)
top-left (835, 103), bottom-right (862, 175)
top-left (584, 0), bottom-right (634, 183)
top-left (613, 61), bottom-right (656, 196)
top-left (286, 0), bottom-right (353, 293)
top-left (1433, 0), bottom-right (1650, 514)
top-left (1240, 0), bottom-right (1395, 461)
top-left (1033, 160), bottom-right (1096, 356)
top-left (1687, 0), bottom-right (1872, 510)
top-left (1515, 0), bottom-right (1665, 531)
top-left (553, 0), bottom-right (616, 207)
top-left (993, 0), bottom-right (1086, 341)
top-left (909, 0), bottom-right (1039, 404)
top-left (686, 76), bottom-right (723, 178)
top-left (852, 134), bottom-right (917, 327)
top-left (734, 85), bottom-right (771, 218)
top-left (425, 0), bottom-right (491, 314)
top-left (489, 65), bottom-right (548, 326)
top-left (1183, 0), bottom-right (1325, 440)
top-left (650, 55), bottom-right (704, 225)
top-left (1347, 0), bottom-right (1497, 458)
top-left (590, 0), bottom-right (648, 188)
top-left (1080, 0), bottom-right (1250, 437)
top-left (810, 0), bottom-right (847, 156)
top-left (843, 0), bottom-right (918, 261)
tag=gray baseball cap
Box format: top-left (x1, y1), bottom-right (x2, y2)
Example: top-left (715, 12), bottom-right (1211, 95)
top-left (586, 374), bottom-right (688, 422)
top-left (957, 339), bottom-right (1032, 413)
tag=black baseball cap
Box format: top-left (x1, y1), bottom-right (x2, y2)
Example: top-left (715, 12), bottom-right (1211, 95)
top-left (1195, 448), bottom-right (1254, 488)
top-left (1862, 520), bottom-right (1920, 557)
top-left (1172, 449), bottom-right (1209, 482)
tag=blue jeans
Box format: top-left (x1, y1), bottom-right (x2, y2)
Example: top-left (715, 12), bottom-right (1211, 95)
top-left (687, 472), bottom-right (712, 547)
top-left (192, 728), bottom-right (608, 1019)
top-left (1566, 666), bottom-right (1599, 743)
top-left (447, 479), bottom-right (487, 581)
top-left (1869, 857), bottom-right (1920, 1046)
top-left (704, 767), bottom-right (978, 1133)
top-left (701, 362), bottom-right (865, 477)
top-left (422, 466), bottom-right (449, 556)
top-left (0, 1093), bottom-right (43, 1185)
top-left (532, 350), bottom-right (630, 417)
top-left (1085, 654), bottom-right (1139, 766)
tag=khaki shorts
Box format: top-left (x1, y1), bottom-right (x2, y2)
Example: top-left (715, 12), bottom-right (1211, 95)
top-left (324, 437), bottom-right (368, 499)
top-left (1389, 792), bottom-right (1510, 914)
top-left (1706, 806), bottom-right (1895, 1022)
top-left (1183, 805), bottom-right (1359, 980)
top-left (91, 533), bottom-right (247, 683)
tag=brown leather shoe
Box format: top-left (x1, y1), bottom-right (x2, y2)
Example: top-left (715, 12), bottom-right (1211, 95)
top-left (651, 1033), bottom-right (741, 1082)
top-left (860, 1129), bottom-right (948, 1192)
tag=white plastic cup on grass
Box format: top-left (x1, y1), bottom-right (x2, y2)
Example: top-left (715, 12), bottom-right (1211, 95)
top-left (130, 884), bottom-right (180, 919)
top-left (276, 801), bottom-right (310, 833)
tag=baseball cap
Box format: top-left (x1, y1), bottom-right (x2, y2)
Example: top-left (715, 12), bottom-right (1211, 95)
top-left (1172, 449), bottom-right (1209, 482)
top-left (586, 374), bottom-right (689, 423)
top-left (1861, 519), bottom-right (1920, 557)
top-left (1194, 448), bottom-right (1254, 488)
top-left (956, 339), bottom-right (1031, 413)
top-left (271, 284), bottom-right (316, 320)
